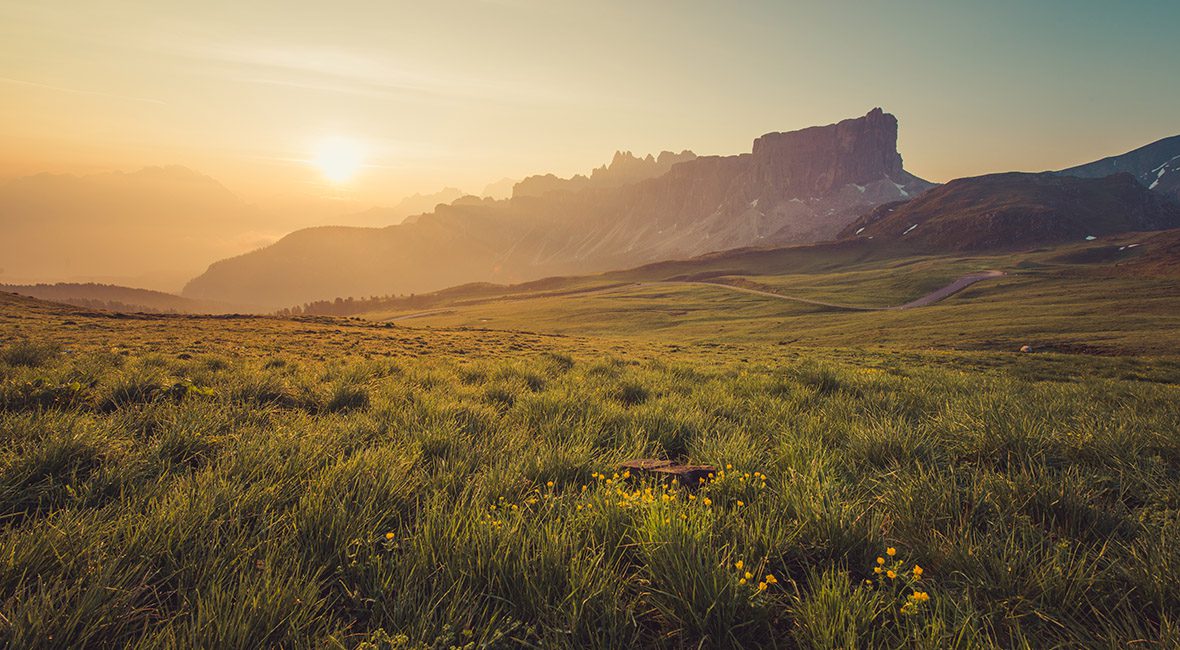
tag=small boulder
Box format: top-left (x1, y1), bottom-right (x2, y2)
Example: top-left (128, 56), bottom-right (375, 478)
top-left (1020, 345), bottom-right (1033, 353)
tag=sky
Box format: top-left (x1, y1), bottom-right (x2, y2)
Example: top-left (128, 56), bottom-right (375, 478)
top-left (1, 0), bottom-right (1177, 208)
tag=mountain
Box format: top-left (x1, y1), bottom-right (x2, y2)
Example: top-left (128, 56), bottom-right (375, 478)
top-left (1056, 135), bottom-right (1180, 200)
top-left (481, 177), bottom-right (518, 200)
top-left (840, 172), bottom-right (1180, 251)
top-left (0, 166), bottom-right (290, 291)
top-left (0, 282), bottom-right (240, 314)
top-left (184, 109), bottom-right (933, 308)
top-left (512, 150), bottom-right (698, 198)
top-left (334, 188), bottom-right (467, 227)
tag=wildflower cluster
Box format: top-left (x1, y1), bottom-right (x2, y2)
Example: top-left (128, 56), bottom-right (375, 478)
top-left (732, 559), bottom-right (779, 594)
top-left (478, 465), bottom-right (770, 529)
top-left (865, 546), bottom-right (930, 615)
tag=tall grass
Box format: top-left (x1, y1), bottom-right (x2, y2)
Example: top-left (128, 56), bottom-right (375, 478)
top-left (1, 339), bottom-right (1178, 647)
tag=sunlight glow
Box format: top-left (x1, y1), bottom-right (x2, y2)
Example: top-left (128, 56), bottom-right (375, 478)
top-left (310, 137), bottom-right (364, 183)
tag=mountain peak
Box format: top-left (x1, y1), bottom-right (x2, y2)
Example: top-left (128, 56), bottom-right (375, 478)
top-left (746, 108), bottom-right (919, 202)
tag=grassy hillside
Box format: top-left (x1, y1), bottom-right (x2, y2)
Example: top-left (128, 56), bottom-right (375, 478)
top-left (1, 289), bottom-right (1179, 647)
top-left (0, 283), bottom-right (241, 314)
top-left (362, 231), bottom-right (1180, 356)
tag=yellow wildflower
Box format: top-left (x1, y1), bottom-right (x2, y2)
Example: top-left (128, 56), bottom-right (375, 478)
top-left (873, 567), bottom-right (882, 574)
top-left (913, 565), bottom-right (923, 578)
top-left (739, 578), bottom-right (747, 585)
top-left (384, 532), bottom-right (395, 540)
top-left (735, 560), bottom-right (744, 570)
top-left (876, 557), bottom-right (885, 565)
top-left (702, 497), bottom-right (712, 506)
top-left (744, 572), bottom-right (753, 580)
top-left (765, 574), bottom-right (777, 585)
top-left (546, 481), bottom-right (554, 488)
top-left (886, 547), bottom-right (896, 557)
top-left (736, 500), bottom-right (745, 507)
top-left (757, 582), bottom-right (767, 591)
top-left (886, 570), bottom-right (896, 579)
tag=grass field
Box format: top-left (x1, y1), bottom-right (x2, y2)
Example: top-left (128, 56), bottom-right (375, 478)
top-left (365, 236), bottom-right (1180, 357)
top-left (2, 273), bottom-right (1180, 647)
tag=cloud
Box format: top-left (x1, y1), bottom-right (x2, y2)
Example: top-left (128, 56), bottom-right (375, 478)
top-left (0, 76), bottom-right (167, 105)
top-left (164, 39), bottom-right (573, 105)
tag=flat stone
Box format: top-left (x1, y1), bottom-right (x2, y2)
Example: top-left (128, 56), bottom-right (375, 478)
top-left (619, 459), bottom-right (676, 471)
top-left (619, 459), bottom-right (716, 487)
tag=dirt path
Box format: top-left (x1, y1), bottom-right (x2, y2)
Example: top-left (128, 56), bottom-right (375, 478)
top-left (383, 271), bottom-right (1005, 321)
top-left (652, 270), bottom-right (1006, 311)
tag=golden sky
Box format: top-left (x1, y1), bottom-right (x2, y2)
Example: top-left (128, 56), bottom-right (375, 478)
top-left (1, 0), bottom-right (1176, 209)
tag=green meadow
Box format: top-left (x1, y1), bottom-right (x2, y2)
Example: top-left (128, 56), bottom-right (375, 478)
top-left (2, 237), bottom-right (1179, 648)
top-left (2, 283), bottom-right (1180, 649)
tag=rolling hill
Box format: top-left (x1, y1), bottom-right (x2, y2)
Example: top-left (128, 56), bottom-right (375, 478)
top-left (0, 282), bottom-right (240, 314)
top-left (839, 172), bottom-right (1180, 251)
top-left (1057, 134), bottom-right (1180, 200)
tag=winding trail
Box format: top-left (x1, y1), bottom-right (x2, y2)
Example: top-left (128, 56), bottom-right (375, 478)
top-left (383, 271), bottom-right (1005, 321)
top-left (654, 270), bottom-right (1006, 312)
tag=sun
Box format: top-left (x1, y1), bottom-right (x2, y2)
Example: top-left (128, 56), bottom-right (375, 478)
top-left (310, 137), bottom-right (364, 184)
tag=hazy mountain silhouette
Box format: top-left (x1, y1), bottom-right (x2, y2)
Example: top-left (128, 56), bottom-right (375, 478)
top-left (333, 188), bottom-right (467, 227)
top-left (0, 166), bottom-right (288, 291)
top-left (512, 150), bottom-right (698, 197)
top-left (183, 109), bottom-right (933, 308)
top-left (481, 177), bottom-right (518, 200)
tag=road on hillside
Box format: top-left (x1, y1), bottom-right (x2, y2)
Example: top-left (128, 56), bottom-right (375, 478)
top-left (654, 270), bottom-right (1006, 312)
top-left (382, 271), bottom-right (1005, 322)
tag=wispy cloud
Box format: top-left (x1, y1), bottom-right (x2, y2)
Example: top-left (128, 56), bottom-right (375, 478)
top-left (164, 39), bottom-right (572, 105)
top-left (0, 76), bottom-right (167, 105)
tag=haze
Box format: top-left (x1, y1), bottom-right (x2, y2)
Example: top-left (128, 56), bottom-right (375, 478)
top-left (0, 0), bottom-right (1177, 289)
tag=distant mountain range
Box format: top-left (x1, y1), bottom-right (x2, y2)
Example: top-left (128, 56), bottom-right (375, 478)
top-left (332, 188), bottom-right (467, 227)
top-left (183, 109), bottom-right (934, 308)
top-left (0, 166), bottom-right (276, 291)
top-left (8, 109), bottom-right (1177, 312)
top-left (511, 150), bottom-right (698, 198)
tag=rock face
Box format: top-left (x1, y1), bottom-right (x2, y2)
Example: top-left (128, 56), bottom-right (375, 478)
top-left (840, 172), bottom-right (1180, 251)
top-left (1056, 135), bottom-right (1180, 201)
top-left (749, 108), bottom-right (907, 199)
top-left (184, 109), bottom-right (933, 309)
top-left (512, 150), bottom-right (698, 198)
